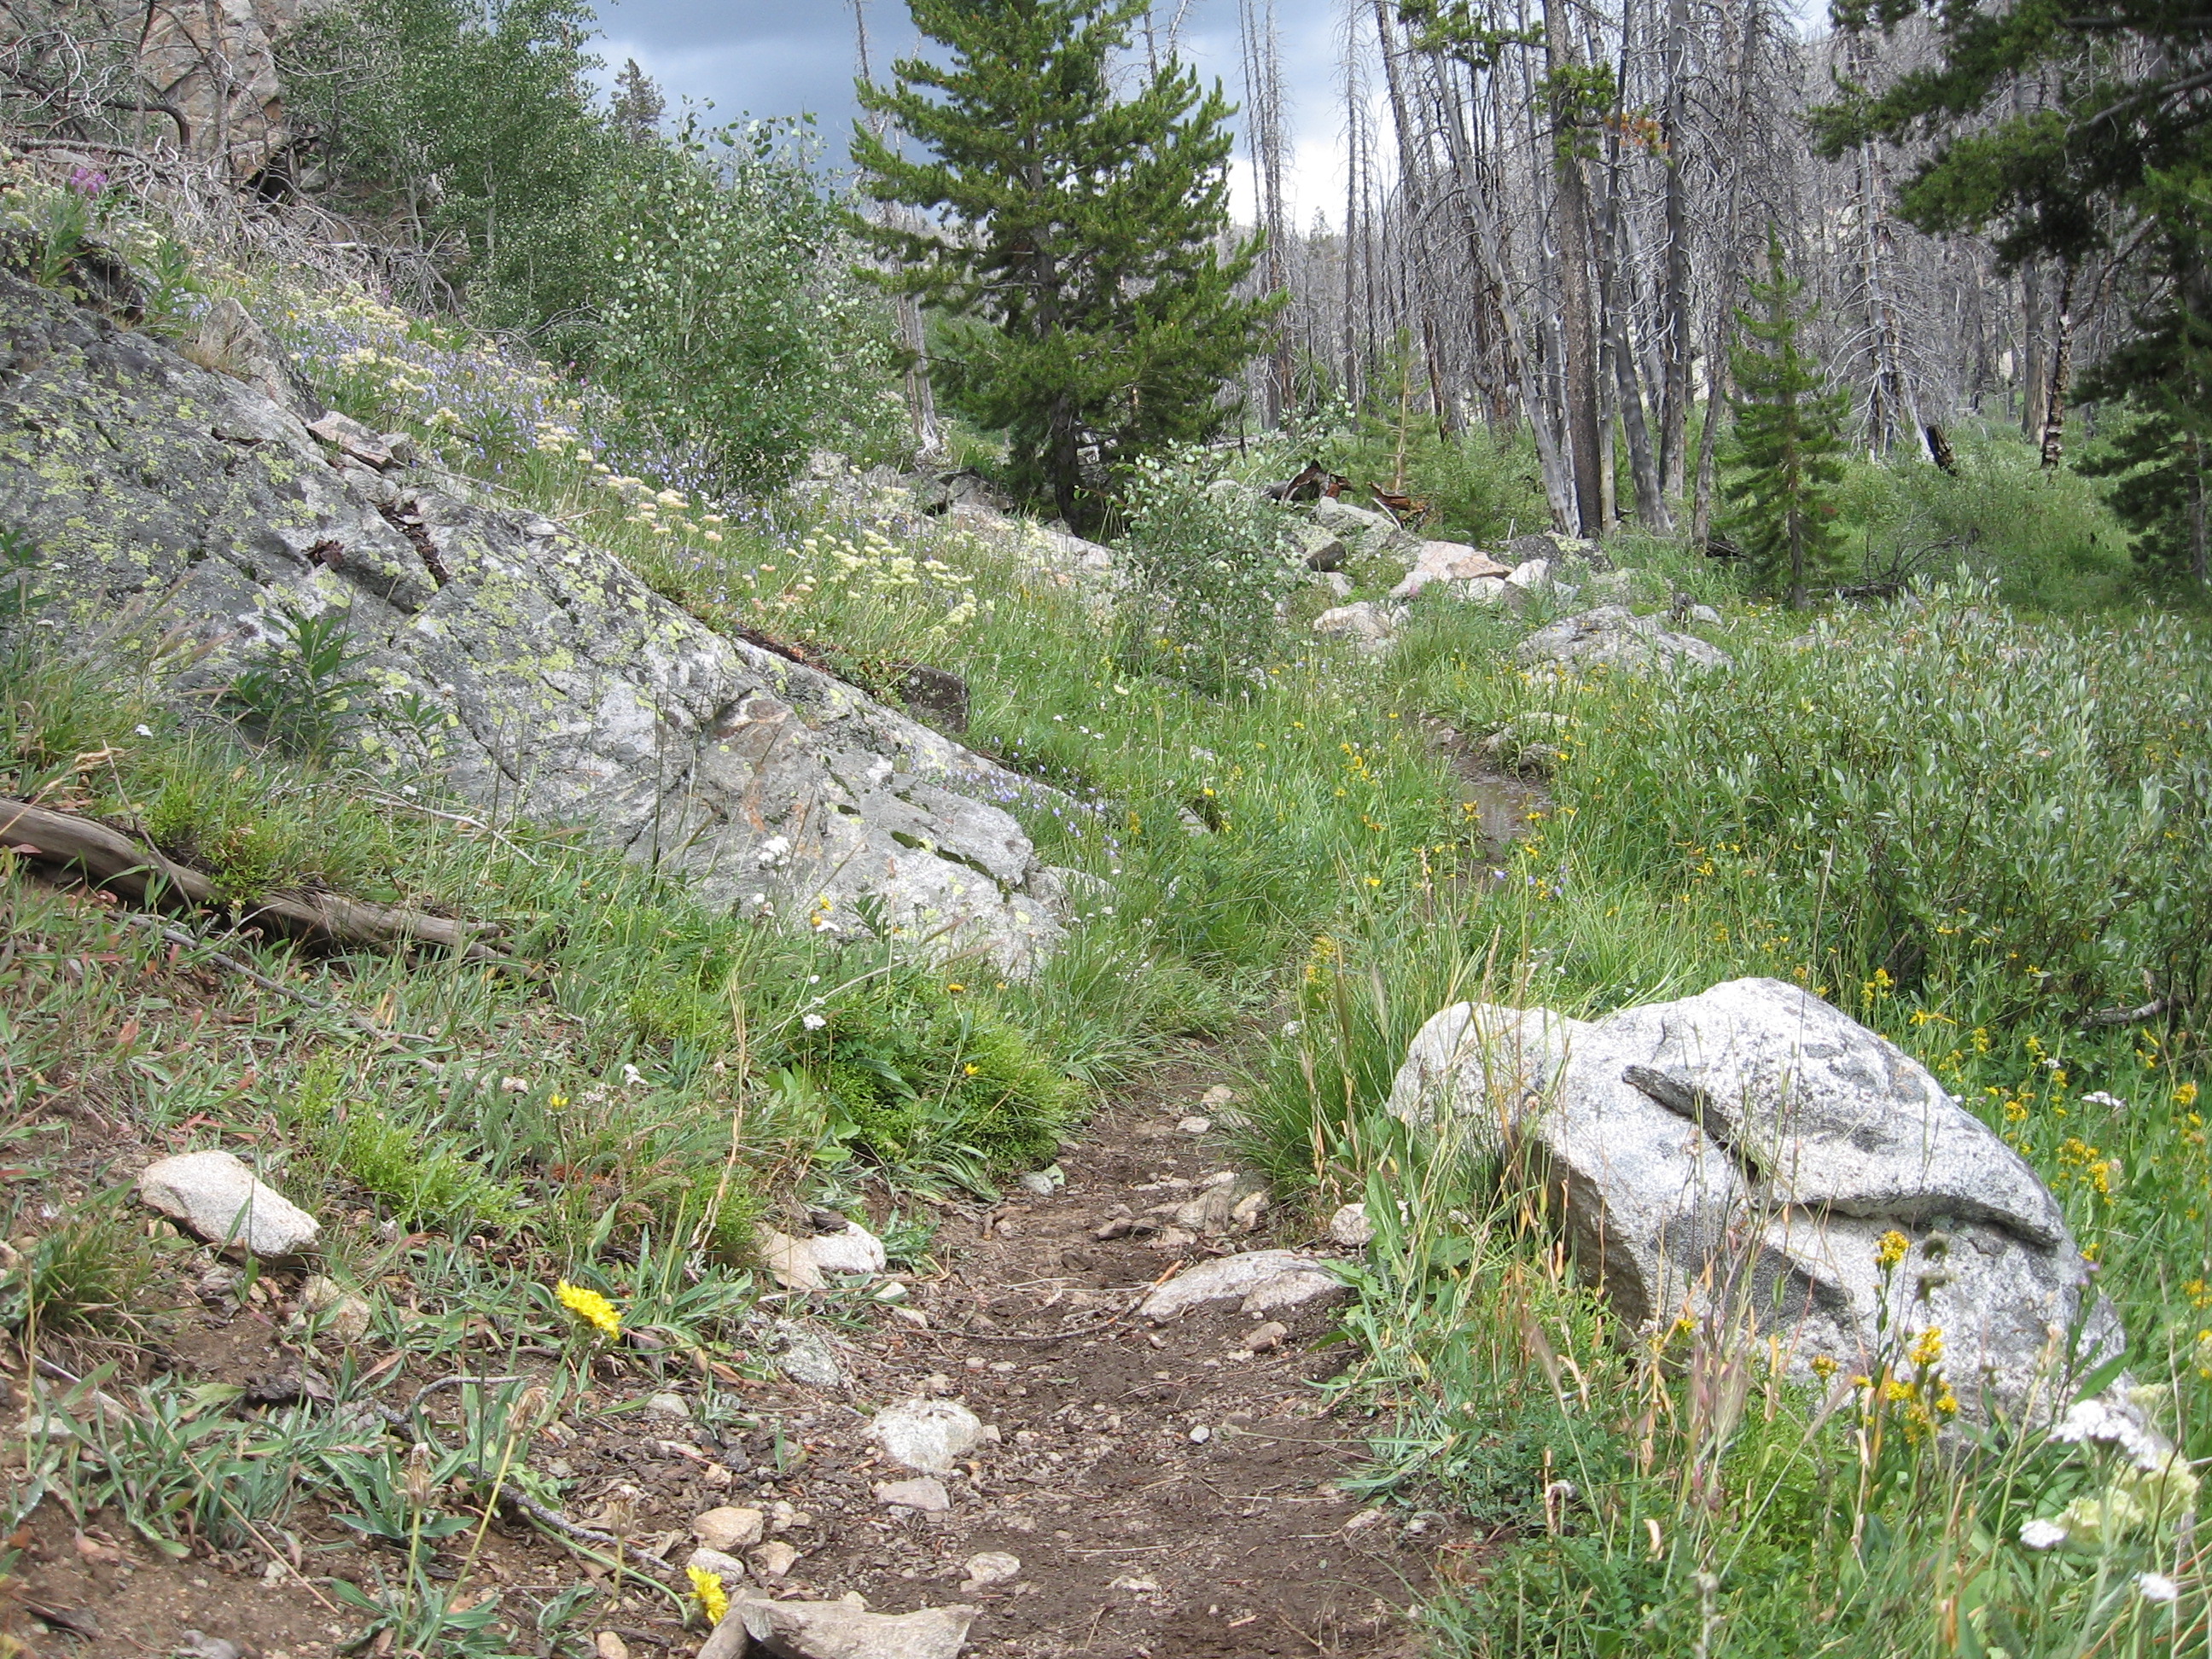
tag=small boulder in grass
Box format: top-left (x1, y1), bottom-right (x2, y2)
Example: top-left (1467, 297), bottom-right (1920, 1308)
top-left (137, 1151), bottom-right (319, 1258)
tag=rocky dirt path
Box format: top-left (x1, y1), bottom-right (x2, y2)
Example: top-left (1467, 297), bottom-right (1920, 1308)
top-left (742, 1072), bottom-right (1447, 1657)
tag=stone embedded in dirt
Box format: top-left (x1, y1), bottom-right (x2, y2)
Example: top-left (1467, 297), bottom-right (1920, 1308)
top-left (1138, 1249), bottom-right (1327, 1320)
top-left (874, 1475), bottom-right (952, 1513)
top-left (644, 1392), bottom-right (690, 1419)
top-left (773, 1322), bottom-right (846, 1388)
top-left (759, 1227), bottom-right (828, 1292)
top-left (959, 1551), bottom-right (1021, 1591)
top-left (1176, 1115), bottom-right (1212, 1134)
top-left (807, 1218), bottom-right (888, 1277)
top-left (1231, 1188), bottom-right (1269, 1230)
top-left (1329, 1202), bottom-right (1377, 1248)
top-left (701, 1592), bottom-right (978, 1659)
top-left (870, 1398), bottom-right (986, 1472)
top-left (1242, 1270), bottom-right (1346, 1316)
top-left (1092, 1211), bottom-right (1134, 1240)
top-left (1241, 1320), bottom-right (1289, 1353)
top-left (1016, 1172), bottom-right (1057, 1196)
top-left (693, 1506), bottom-right (767, 1552)
top-left (136, 1151), bottom-right (319, 1258)
top-left (688, 1546), bottom-right (749, 1584)
top-left (1387, 975), bottom-right (2121, 1420)
top-left (296, 1273), bottom-right (372, 1342)
top-left (595, 1633), bottom-right (629, 1659)
top-left (1201, 1085), bottom-right (1237, 1108)
top-left (1170, 1185), bottom-right (1238, 1232)
top-left (753, 1540), bottom-right (801, 1578)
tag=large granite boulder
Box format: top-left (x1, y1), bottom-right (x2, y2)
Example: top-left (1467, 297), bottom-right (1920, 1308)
top-left (1388, 978), bottom-right (2118, 1419)
top-left (0, 273), bottom-right (1070, 970)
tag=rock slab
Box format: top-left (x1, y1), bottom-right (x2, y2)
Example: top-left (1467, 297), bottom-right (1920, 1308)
top-left (1388, 977), bottom-right (2117, 1418)
top-left (137, 1151), bottom-right (318, 1258)
top-left (1138, 1250), bottom-right (1333, 1321)
top-left (0, 273), bottom-right (1071, 973)
top-left (701, 1594), bottom-right (976, 1659)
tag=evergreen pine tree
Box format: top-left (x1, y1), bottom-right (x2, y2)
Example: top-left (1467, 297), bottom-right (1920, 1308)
top-left (1722, 232), bottom-right (1851, 608)
top-left (852, 0), bottom-right (1278, 527)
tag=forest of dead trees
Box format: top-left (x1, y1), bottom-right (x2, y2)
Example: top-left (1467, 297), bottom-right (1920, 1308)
top-left (1194, 0), bottom-right (2113, 542)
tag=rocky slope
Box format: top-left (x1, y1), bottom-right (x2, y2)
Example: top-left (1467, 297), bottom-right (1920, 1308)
top-left (0, 272), bottom-right (1074, 969)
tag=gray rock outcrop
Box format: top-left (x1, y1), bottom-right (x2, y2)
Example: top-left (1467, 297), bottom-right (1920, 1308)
top-left (1388, 978), bottom-right (2118, 1419)
top-left (1312, 600), bottom-right (1403, 649)
top-left (0, 273), bottom-right (1071, 971)
top-left (1516, 606), bottom-right (1732, 674)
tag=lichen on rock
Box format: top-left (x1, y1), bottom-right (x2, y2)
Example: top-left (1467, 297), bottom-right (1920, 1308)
top-left (0, 272), bottom-right (1072, 970)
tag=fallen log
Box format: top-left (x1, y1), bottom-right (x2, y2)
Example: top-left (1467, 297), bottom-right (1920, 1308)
top-left (0, 797), bottom-right (504, 961)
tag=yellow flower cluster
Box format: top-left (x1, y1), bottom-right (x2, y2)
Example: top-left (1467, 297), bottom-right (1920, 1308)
top-left (555, 1279), bottom-right (621, 1339)
top-left (1875, 1229), bottom-right (1911, 1270)
top-left (688, 1565), bottom-right (731, 1624)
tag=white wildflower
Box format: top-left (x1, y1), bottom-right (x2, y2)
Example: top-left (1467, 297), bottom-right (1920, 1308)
top-left (801, 1013), bottom-right (827, 1031)
top-left (2018, 1519), bottom-right (2067, 1551)
top-left (2136, 1572), bottom-right (2180, 1604)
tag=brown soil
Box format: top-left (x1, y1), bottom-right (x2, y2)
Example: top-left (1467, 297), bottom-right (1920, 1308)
top-left (3, 1071), bottom-right (1457, 1658)
top-left (748, 1082), bottom-right (1454, 1656)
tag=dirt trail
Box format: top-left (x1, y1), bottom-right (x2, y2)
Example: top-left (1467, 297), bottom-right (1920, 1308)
top-left (764, 1074), bottom-right (1448, 1657)
top-left (2, 1073), bottom-right (1449, 1659)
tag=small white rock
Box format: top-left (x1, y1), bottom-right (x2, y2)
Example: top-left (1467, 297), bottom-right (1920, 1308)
top-left (753, 1540), bottom-right (800, 1578)
top-left (1189, 1424), bottom-right (1211, 1443)
top-left (806, 1219), bottom-right (887, 1276)
top-left (961, 1551), bottom-right (1021, 1589)
top-left (136, 1151), bottom-right (319, 1258)
top-left (1200, 1086), bottom-right (1237, 1108)
top-left (1177, 1115), bottom-right (1211, 1135)
top-left (756, 1227), bottom-right (826, 1291)
top-left (644, 1392), bottom-right (690, 1420)
top-left (1328, 1202), bottom-right (1377, 1248)
top-left (686, 1546), bottom-right (748, 1583)
top-left (692, 1506), bottom-right (766, 1551)
top-left (870, 1398), bottom-right (986, 1472)
top-left (874, 1476), bottom-right (952, 1512)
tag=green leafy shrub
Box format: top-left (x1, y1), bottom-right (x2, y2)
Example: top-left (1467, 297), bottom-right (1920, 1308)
top-left (597, 119), bottom-right (907, 491)
top-left (1115, 449), bottom-right (1301, 689)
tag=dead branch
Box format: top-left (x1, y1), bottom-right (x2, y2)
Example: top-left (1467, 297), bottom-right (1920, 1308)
top-left (0, 796), bottom-right (504, 961)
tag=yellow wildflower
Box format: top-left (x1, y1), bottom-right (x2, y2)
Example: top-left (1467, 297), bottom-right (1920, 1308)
top-left (2178, 1081), bottom-right (2201, 1109)
top-left (556, 1279), bottom-right (621, 1339)
top-left (688, 1564), bottom-right (730, 1624)
top-left (1907, 1326), bottom-right (1945, 1369)
top-left (1876, 1230), bottom-right (1911, 1270)
top-left (1810, 1354), bottom-right (1839, 1380)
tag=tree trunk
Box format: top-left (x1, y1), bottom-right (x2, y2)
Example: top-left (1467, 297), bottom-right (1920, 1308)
top-left (2038, 259), bottom-right (2075, 469)
top-left (1596, 132), bottom-right (1670, 530)
top-left (2190, 431), bottom-right (2209, 586)
top-left (1544, 0), bottom-right (1605, 536)
top-left (2021, 259), bottom-right (2048, 439)
top-left (1691, 0), bottom-right (1756, 548)
top-left (1658, 0), bottom-right (1693, 500)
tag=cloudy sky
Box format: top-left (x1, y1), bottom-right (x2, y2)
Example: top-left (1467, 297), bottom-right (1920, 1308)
top-left (592, 1), bottom-right (1355, 228)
